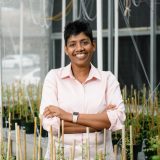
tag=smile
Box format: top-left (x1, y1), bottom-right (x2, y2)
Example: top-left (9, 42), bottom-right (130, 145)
top-left (75, 53), bottom-right (87, 59)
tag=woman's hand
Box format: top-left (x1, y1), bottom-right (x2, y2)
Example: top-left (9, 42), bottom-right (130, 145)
top-left (43, 105), bottom-right (67, 119)
top-left (106, 104), bottom-right (116, 110)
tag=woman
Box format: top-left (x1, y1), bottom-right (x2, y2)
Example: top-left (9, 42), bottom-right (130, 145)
top-left (40, 20), bottom-right (126, 160)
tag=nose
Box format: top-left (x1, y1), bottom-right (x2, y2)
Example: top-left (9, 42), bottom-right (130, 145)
top-left (75, 42), bottom-right (84, 51)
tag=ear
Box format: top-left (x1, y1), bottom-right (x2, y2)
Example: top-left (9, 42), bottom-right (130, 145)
top-left (92, 40), bottom-right (96, 52)
top-left (64, 46), bottom-right (68, 55)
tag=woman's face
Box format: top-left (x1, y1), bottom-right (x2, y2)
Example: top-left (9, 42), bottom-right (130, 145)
top-left (65, 32), bottom-right (96, 68)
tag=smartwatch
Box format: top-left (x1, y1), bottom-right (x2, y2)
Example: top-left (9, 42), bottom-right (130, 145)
top-left (72, 112), bottom-right (79, 123)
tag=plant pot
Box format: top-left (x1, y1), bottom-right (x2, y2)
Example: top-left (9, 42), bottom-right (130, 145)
top-left (143, 139), bottom-right (158, 160)
top-left (126, 144), bottom-right (139, 160)
top-left (22, 122), bottom-right (34, 134)
top-left (112, 138), bottom-right (119, 146)
top-left (36, 125), bottom-right (48, 137)
top-left (14, 113), bottom-right (20, 119)
top-left (112, 132), bottom-right (121, 146)
top-left (144, 149), bottom-right (157, 160)
top-left (10, 119), bottom-right (21, 130)
top-left (2, 117), bottom-right (8, 128)
top-left (41, 128), bottom-right (48, 137)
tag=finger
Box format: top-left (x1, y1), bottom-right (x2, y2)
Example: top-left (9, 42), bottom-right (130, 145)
top-left (53, 112), bottom-right (58, 117)
top-left (46, 114), bottom-right (54, 118)
top-left (106, 104), bottom-right (116, 110)
top-left (46, 106), bottom-right (56, 113)
top-left (44, 107), bottom-right (49, 112)
top-left (109, 104), bottom-right (116, 108)
top-left (43, 110), bottom-right (51, 117)
top-left (47, 112), bottom-right (58, 118)
top-left (43, 109), bottom-right (50, 114)
top-left (44, 106), bottom-right (55, 115)
top-left (107, 105), bottom-right (112, 109)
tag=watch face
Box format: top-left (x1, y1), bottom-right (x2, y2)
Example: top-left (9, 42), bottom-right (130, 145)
top-left (73, 112), bottom-right (79, 115)
top-left (72, 112), bottom-right (79, 123)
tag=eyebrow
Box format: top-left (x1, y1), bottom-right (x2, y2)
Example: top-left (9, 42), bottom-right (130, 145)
top-left (67, 38), bottom-right (90, 43)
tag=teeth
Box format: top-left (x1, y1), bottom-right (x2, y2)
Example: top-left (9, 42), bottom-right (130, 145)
top-left (76, 54), bottom-right (86, 59)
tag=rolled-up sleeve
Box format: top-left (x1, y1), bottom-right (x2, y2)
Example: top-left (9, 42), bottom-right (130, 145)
top-left (106, 72), bottom-right (126, 131)
top-left (40, 70), bottom-right (60, 135)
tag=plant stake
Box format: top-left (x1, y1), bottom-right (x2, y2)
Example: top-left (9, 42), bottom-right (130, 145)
top-left (23, 130), bottom-right (26, 160)
top-left (33, 117), bottom-right (37, 160)
top-left (7, 113), bottom-right (11, 160)
top-left (61, 120), bottom-right (64, 159)
top-left (122, 125), bottom-right (126, 160)
top-left (86, 127), bottom-right (90, 160)
top-left (50, 126), bottom-right (53, 160)
top-left (130, 125), bottom-right (133, 160)
top-left (103, 128), bottom-right (106, 159)
top-left (38, 117), bottom-right (42, 160)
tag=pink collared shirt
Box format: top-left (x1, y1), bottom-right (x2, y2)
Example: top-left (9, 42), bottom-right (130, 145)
top-left (40, 63), bottom-right (125, 159)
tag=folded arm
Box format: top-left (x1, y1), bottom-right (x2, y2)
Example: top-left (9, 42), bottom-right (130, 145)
top-left (43, 104), bottom-right (116, 134)
top-left (62, 121), bottom-right (101, 133)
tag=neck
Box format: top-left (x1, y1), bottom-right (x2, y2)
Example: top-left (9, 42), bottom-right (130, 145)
top-left (71, 64), bottom-right (91, 83)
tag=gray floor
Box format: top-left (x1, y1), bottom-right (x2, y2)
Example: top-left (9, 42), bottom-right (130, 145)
top-left (3, 128), bottom-right (146, 160)
top-left (138, 152), bottom-right (145, 160)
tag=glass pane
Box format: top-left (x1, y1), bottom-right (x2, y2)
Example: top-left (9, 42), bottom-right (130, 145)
top-left (1, 0), bottom-right (52, 86)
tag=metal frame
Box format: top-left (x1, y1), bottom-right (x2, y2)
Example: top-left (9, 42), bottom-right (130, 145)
top-left (96, 0), bottom-right (103, 70)
top-left (61, 0), bottom-right (66, 67)
top-left (50, 0), bottom-right (159, 90)
top-left (150, 0), bottom-right (157, 93)
top-left (114, 0), bottom-right (119, 78)
top-left (108, 0), bottom-right (114, 72)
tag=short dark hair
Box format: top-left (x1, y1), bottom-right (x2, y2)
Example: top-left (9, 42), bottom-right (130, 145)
top-left (64, 20), bottom-right (94, 46)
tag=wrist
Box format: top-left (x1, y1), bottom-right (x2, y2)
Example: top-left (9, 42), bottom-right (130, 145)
top-left (61, 112), bottom-right (72, 121)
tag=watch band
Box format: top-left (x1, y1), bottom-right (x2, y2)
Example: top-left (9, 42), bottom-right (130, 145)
top-left (72, 112), bottom-right (79, 123)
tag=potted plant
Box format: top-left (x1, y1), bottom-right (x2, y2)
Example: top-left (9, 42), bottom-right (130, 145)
top-left (143, 135), bottom-right (160, 160)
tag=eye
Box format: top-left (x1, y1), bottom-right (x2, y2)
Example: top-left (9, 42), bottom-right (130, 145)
top-left (81, 40), bottom-right (90, 46)
top-left (68, 43), bottom-right (76, 48)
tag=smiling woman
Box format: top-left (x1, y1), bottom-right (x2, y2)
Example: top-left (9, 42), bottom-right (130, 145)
top-left (40, 20), bottom-right (126, 160)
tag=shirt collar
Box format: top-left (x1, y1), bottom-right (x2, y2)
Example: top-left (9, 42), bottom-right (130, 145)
top-left (60, 63), bottom-right (74, 79)
top-left (60, 63), bottom-right (101, 80)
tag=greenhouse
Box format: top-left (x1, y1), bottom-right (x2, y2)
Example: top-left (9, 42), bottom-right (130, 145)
top-left (0, 0), bottom-right (160, 160)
